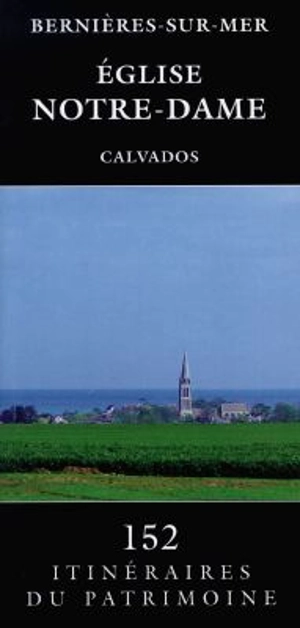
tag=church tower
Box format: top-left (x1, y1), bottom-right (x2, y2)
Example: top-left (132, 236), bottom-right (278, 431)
top-left (178, 352), bottom-right (193, 417)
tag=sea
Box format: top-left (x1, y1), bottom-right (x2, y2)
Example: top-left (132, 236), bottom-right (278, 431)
top-left (0, 389), bottom-right (300, 415)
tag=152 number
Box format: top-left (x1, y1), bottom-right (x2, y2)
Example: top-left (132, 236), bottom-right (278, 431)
top-left (123, 524), bottom-right (179, 551)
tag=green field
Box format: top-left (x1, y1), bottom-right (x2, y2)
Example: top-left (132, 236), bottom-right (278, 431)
top-left (1, 471), bottom-right (300, 501)
top-left (0, 423), bottom-right (300, 500)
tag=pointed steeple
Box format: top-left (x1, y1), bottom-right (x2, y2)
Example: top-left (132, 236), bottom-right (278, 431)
top-left (178, 352), bottom-right (193, 418)
top-left (181, 351), bottom-right (190, 381)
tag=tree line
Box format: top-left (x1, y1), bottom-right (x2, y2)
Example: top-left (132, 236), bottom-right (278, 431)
top-left (0, 405), bottom-right (38, 423)
top-left (0, 401), bottom-right (300, 424)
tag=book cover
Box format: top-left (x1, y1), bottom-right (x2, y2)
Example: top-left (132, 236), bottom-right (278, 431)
top-left (0, 1), bottom-right (299, 623)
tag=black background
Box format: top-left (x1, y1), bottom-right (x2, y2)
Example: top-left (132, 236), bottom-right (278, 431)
top-left (0, 1), bottom-right (299, 623)
top-left (0, 502), bottom-right (297, 624)
top-left (0, 0), bottom-right (298, 184)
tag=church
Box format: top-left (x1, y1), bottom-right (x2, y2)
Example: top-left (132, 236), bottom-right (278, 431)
top-left (178, 353), bottom-right (249, 421)
top-left (178, 352), bottom-right (193, 418)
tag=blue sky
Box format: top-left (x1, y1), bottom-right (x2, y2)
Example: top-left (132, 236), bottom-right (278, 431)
top-left (0, 185), bottom-right (300, 389)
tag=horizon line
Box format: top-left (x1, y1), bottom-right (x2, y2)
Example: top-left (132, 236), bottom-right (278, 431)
top-left (1, 387), bottom-right (300, 392)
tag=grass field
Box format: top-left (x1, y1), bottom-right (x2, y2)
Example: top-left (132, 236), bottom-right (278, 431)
top-left (1, 470), bottom-right (300, 501)
top-left (0, 423), bottom-right (300, 500)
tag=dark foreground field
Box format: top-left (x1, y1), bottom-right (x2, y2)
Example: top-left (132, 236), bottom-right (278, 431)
top-left (0, 423), bottom-right (300, 500)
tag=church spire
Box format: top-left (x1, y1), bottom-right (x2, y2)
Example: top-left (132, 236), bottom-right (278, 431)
top-left (181, 351), bottom-right (190, 380)
top-left (178, 352), bottom-right (193, 418)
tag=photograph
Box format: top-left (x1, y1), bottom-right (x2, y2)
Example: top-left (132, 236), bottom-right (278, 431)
top-left (1, 184), bottom-right (300, 501)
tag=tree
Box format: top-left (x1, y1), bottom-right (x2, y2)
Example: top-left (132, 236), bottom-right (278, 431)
top-left (24, 405), bottom-right (37, 421)
top-left (14, 406), bottom-right (27, 423)
top-left (0, 405), bottom-right (37, 423)
top-left (115, 404), bottom-right (178, 424)
top-left (272, 402), bottom-right (299, 422)
top-left (251, 403), bottom-right (271, 419)
top-left (1, 408), bottom-right (14, 423)
top-left (193, 397), bottom-right (226, 419)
